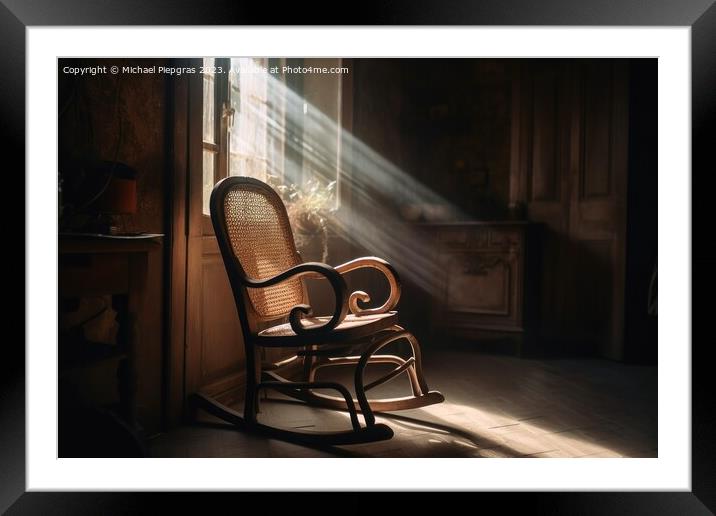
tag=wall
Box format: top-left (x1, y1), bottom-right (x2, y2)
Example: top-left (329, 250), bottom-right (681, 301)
top-left (348, 59), bottom-right (514, 236)
top-left (400, 59), bottom-right (513, 219)
top-left (58, 58), bottom-right (168, 434)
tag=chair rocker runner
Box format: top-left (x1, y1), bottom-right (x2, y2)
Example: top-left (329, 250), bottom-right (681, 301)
top-left (193, 176), bottom-right (444, 445)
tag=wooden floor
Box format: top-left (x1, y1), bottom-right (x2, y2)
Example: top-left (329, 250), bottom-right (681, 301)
top-left (150, 348), bottom-right (657, 458)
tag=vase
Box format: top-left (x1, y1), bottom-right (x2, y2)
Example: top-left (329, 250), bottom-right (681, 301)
top-left (295, 230), bottom-right (329, 263)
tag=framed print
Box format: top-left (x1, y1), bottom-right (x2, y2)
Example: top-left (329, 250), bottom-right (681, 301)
top-left (5, 0), bottom-right (715, 512)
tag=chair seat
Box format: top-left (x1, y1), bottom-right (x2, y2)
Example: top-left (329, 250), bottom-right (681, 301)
top-left (256, 311), bottom-right (399, 346)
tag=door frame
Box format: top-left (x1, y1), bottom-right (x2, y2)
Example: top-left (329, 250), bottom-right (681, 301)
top-left (165, 58), bottom-right (202, 428)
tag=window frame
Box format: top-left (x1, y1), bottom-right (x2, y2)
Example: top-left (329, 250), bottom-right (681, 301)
top-left (202, 57), bottom-right (230, 234)
top-left (201, 57), bottom-right (352, 233)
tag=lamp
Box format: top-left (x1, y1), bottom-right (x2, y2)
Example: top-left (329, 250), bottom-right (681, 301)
top-left (93, 161), bottom-right (138, 234)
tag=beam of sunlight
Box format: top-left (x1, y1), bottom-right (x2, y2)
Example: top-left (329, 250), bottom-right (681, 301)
top-left (331, 398), bottom-right (630, 457)
top-left (225, 59), bottom-right (467, 293)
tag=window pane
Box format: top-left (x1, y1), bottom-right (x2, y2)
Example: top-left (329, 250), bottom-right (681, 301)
top-left (266, 60), bottom-right (286, 180)
top-left (202, 58), bottom-right (215, 144)
top-left (202, 150), bottom-right (216, 216)
top-left (229, 58), bottom-right (268, 181)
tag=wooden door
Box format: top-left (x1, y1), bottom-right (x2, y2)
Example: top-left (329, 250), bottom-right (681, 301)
top-left (511, 60), bottom-right (572, 349)
top-left (512, 59), bottom-right (629, 359)
top-left (184, 59), bottom-right (247, 406)
top-left (566, 59), bottom-right (629, 360)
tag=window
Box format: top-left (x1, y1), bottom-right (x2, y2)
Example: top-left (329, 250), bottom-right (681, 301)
top-left (228, 58), bottom-right (271, 181)
top-left (202, 57), bottom-right (344, 216)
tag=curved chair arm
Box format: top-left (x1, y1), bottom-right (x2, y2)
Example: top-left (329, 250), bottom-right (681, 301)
top-left (243, 262), bottom-right (349, 336)
top-left (307, 256), bottom-right (401, 316)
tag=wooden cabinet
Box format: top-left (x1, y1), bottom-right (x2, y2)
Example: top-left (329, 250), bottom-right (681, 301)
top-left (423, 221), bottom-right (538, 355)
top-left (58, 234), bottom-right (163, 449)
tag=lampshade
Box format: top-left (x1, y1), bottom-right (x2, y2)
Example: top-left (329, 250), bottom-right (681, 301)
top-left (94, 162), bottom-right (138, 214)
top-left (96, 176), bottom-right (137, 214)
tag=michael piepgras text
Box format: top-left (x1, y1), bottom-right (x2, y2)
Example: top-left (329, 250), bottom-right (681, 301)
top-left (61, 65), bottom-right (207, 76)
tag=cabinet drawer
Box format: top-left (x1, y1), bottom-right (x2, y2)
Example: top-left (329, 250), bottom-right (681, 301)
top-left (438, 228), bottom-right (489, 248)
top-left (488, 227), bottom-right (524, 249)
top-left (437, 228), bottom-right (469, 247)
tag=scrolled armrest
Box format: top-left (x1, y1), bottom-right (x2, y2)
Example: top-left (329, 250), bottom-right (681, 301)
top-left (243, 262), bottom-right (349, 336)
top-left (332, 256), bottom-right (402, 316)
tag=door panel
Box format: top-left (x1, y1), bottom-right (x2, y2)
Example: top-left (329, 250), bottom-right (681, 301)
top-left (185, 64), bottom-right (247, 402)
top-left (514, 59), bottom-right (629, 359)
top-left (514, 60), bottom-right (571, 345)
top-left (200, 251), bottom-right (244, 385)
top-left (569, 59), bottom-right (628, 359)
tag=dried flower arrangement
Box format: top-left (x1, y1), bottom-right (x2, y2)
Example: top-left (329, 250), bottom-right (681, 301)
top-left (267, 175), bottom-right (337, 263)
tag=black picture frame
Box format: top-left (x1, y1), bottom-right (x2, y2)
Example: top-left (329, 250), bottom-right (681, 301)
top-left (5, 0), bottom-right (714, 513)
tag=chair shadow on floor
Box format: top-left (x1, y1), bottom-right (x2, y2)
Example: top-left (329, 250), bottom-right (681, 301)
top-left (191, 396), bottom-right (522, 458)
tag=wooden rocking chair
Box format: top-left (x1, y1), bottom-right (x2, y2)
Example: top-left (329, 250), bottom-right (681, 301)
top-left (193, 176), bottom-right (444, 445)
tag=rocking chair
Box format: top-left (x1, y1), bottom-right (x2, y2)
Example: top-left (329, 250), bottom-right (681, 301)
top-left (194, 176), bottom-right (444, 445)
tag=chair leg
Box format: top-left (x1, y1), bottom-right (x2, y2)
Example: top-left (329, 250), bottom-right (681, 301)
top-left (354, 327), bottom-right (424, 426)
top-left (392, 325), bottom-right (431, 396)
top-left (243, 344), bottom-right (261, 424)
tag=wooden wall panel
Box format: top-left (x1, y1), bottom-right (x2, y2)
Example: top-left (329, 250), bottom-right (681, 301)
top-left (199, 255), bottom-right (244, 385)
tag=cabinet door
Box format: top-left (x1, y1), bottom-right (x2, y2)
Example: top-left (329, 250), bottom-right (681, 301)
top-left (439, 249), bottom-right (523, 332)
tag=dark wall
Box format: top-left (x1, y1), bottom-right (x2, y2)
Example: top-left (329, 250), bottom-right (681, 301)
top-left (352, 58), bottom-right (513, 219)
top-left (59, 59), bottom-right (167, 233)
top-left (400, 59), bottom-right (513, 218)
top-left (58, 58), bottom-right (168, 433)
top-left (352, 59), bottom-right (405, 167)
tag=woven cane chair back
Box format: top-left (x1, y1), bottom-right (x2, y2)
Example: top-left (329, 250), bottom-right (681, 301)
top-left (220, 180), bottom-right (306, 321)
